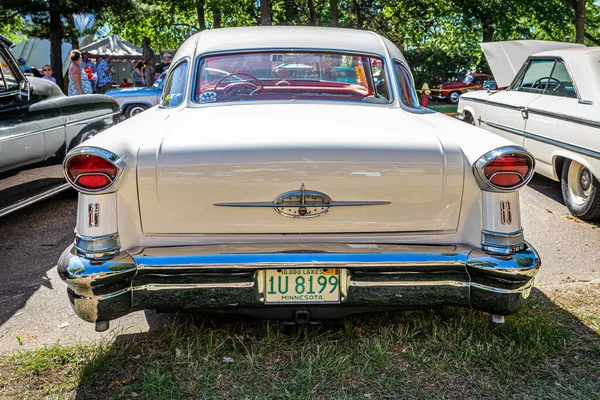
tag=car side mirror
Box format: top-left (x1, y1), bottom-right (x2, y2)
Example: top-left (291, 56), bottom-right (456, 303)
top-left (20, 80), bottom-right (31, 101)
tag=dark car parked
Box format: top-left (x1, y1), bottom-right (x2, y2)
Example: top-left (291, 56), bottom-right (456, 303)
top-left (0, 35), bottom-right (120, 216)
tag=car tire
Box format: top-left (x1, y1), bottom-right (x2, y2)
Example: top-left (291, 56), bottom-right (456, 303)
top-left (561, 159), bottom-right (600, 220)
top-left (447, 91), bottom-right (461, 104)
top-left (125, 104), bottom-right (148, 119)
top-left (463, 112), bottom-right (476, 126)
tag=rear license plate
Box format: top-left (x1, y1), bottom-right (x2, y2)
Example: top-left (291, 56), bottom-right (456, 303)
top-left (265, 268), bottom-right (340, 304)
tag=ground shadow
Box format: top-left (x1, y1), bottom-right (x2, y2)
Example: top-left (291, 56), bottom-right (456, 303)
top-left (71, 287), bottom-right (600, 399)
top-left (527, 173), bottom-right (600, 227)
top-left (0, 190), bottom-right (77, 329)
top-left (527, 174), bottom-right (565, 204)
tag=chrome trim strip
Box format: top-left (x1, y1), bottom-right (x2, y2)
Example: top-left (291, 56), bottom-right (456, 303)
top-left (75, 232), bottom-right (120, 260)
top-left (481, 243), bottom-right (526, 254)
top-left (0, 89), bottom-right (20, 99)
top-left (460, 96), bottom-right (522, 111)
top-left (481, 229), bottom-right (523, 238)
top-left (472, 145), bottom-right (535, 192)
top-left (351, 280), bottom-right (470, 287)
top-left (88, 203), bottom-right (100, 227)
top-left (0, 183), bottom-right (70, 218)
top-left (64, 110), bottom-right (120, 127)
top-left (215, 201), bottom-right (391, 208)
top-left (484, 120), bottom-right (600, 161)
top-left (527, 108), bottom-right (600, 129)
top-left (0, 124), bottom-right (65, 143)
top-left (470, 281), bottom-right (532, 294)
top-left (481, 229), bottom-right (525, 254)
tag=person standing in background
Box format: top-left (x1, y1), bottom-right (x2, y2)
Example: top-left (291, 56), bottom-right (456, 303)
top-left (133, 61), bottom-right (145, 87)
top-left (96, 56), bottom-right (113, 94)
top-left (156, 52), bottom-right (171, 76)
top-left (81, 52), bottom-right (97, 92)
top-left (41, 64), bottom-right (56, 83)
top-left (142, 37), bottom-right (155, 87)
top-left (67, 50), bottom-right (92, 96)
top-left (17, 58), bottom-right (31, 73)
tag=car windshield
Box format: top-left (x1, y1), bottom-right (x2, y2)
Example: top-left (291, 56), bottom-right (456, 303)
top-left (194, 51), bottom-right (390, 104)
top-left (462, 75), bottom-right (474, 85)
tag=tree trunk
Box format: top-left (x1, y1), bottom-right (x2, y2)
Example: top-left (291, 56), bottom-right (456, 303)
top-left (284, 0), bottom-right (295, 23)
top-left (308, 0), bottom-right (317, 25)
top-left (49, 0), bottom-right (64, 92)
top-left (196, 0), bottom-right (206, 30)
top-left (353, 0), bottom-right (362, 29)
top-left (574, 0), bottom-right (586, 43)
top-left (330, 0), bottom-right (338, 27)
top-left (260, 0), bottom-right (272, 25)
top-left (482, 19), bottom-right (494, 42)
top-left (213, 12), bottom-right (221, 29)
top-left (67, 14), bottom-right (79, 50)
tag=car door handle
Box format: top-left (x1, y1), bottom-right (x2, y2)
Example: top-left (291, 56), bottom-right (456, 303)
top-left (519, 107), bottom-right (529, 120)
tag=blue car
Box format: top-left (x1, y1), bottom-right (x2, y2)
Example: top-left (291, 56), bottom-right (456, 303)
top-left (105, 72), bottom-right (167, 119)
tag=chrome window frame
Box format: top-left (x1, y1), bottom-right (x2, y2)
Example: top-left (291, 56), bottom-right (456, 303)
top-left (190, 48), bottom-right (396, 107)
top-left (159, 56), bottom-right (191, 109)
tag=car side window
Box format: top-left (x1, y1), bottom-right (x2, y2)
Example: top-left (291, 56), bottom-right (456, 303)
top-left (546, 61), bottom-right (577, 99)
top-left (513, 60), bottom-right (555, 94)
top-left (161, 60), bottom-right (188, 107)
top-left (0, 52), bottom-right (19, 92)
top-left (394, 61), bottom-right (419, 109)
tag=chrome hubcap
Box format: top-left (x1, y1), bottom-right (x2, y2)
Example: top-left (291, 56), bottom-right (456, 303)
top-left (580, 169), bottom-right (591, 191)
top-left (568, 162), bottom-right (592, 206)
top-left (450, 93), bottom-right (459, 102)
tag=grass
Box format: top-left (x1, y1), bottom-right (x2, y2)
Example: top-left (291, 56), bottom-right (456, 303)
top-left (1, 286), bottom-right (599, 399)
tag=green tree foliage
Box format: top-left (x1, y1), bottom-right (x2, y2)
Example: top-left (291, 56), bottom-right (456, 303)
top-left (4, 0), bottom-right (597, 89)
top-left (0, 10), bottom-right (24, 42)
top-left (0, 0), bottom-right (134, 91)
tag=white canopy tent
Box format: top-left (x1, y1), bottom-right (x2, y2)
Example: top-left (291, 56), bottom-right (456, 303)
top-left (78, 34), bottom-right (143, 60)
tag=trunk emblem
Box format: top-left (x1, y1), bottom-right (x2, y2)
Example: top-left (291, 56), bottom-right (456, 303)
top-left (214, 183), bottom-right (390, 218)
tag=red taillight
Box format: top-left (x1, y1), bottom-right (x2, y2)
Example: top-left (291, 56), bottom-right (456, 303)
top-left (483, 153), bottom-right (532, 189)
top-left (66, 154), bottom-right (117, 190)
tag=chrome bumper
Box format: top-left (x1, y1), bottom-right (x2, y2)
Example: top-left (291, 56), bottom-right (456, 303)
top-left (57, 242), bottom-right (540, 323)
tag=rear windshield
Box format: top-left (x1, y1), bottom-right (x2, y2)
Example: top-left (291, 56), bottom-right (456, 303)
top-left (194, 52), bottom-right (390, 105)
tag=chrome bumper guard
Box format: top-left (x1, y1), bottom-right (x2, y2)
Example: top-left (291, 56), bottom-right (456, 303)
top-left (57, 242), bottom-right (540, 323)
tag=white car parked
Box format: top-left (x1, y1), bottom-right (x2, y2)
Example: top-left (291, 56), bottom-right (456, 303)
top-left (458, 40), bottom-right (600, 220)
top-left (58, 27), bottom-right (540, 331)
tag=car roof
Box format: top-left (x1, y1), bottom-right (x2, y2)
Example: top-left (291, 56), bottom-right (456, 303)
top-left (176, 26), bottom-right (397, 60)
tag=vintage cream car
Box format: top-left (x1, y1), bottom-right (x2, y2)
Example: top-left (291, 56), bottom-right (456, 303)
top-left (58, 27), bottom-right (540, 331)
top-left (458, 41), bottom-right (600, 220)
